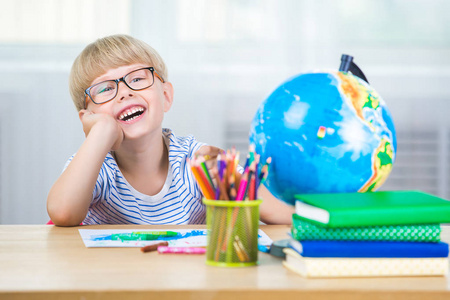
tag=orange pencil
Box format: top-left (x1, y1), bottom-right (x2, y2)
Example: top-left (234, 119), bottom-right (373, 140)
top-left (188, 159), bottom-right (215, 199)
top-left (190, 166), bottom-right (210, 198)
top-left (234, 235), bottom-right (250, 261)
top-left (225, 150), bottom-right (234, 190)
top-left (195, 163), bottom-right (216, 199)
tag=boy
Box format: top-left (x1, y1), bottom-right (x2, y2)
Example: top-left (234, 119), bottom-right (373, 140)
top-left (47, 34), bottom-right (294, 226)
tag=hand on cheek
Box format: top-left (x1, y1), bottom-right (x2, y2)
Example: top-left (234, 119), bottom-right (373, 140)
top-left (79, 110), bottom-right (124, 151)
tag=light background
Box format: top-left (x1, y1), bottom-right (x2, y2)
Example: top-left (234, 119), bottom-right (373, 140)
top-left (0, 0), bottom-right (449, 224)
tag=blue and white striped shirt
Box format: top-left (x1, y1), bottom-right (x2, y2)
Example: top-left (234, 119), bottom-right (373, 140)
top-left (64, 128), bottom-right (207, 225)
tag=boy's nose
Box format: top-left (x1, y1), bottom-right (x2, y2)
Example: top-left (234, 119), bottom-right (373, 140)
top-left (116, 81), bottom-right (134, 101)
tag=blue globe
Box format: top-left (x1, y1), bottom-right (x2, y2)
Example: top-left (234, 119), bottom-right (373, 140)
top-left (249, 71), bottom-right (396, 205)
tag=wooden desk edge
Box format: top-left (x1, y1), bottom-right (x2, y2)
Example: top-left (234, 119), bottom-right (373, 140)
top-left (2, 289), bottom-right (450, 300)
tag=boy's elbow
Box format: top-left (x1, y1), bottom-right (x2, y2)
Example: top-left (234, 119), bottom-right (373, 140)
top-left (47, 196), bottom-right (86, 226)
top-left (49, 212), bottom-right (83, 227)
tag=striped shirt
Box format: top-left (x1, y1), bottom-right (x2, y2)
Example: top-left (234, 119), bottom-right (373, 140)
top-left (64, 128), bottom-right (207, 225)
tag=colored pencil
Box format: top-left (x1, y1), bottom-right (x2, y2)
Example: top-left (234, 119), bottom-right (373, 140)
top-left (188, 147), bottom-right (271, 202)
top-left (200, 160), bottom-right (214, 189)
top-left (257, 157), bottom-right (271, 189)
top-left (211, 169), bottom-right (229, 200)
top-left (229, 174), bottom-right (237, 201)
top-left (188, 158), bottom-right (215, 200)
top-left (196, 164), bottom-right (215, 199)
top-left (235, 167), bottom-right (249, 201)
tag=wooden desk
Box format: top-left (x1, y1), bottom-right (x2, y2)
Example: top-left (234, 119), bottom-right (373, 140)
top-left (0, 225), bottom-right (449, 300)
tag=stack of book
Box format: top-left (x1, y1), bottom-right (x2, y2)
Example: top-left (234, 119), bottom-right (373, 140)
top-left (283, 190), bottom-right (450, 278)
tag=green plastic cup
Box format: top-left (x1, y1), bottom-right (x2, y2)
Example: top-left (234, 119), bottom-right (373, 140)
top-left (203, 198), bottom-right (262, 267)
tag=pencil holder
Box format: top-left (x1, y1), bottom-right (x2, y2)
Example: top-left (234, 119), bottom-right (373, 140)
top-left (203, 198), bottom-right (262, 267)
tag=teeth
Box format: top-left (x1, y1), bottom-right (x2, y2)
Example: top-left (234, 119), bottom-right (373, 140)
top-left (119, 107), bottom-right (144, 121)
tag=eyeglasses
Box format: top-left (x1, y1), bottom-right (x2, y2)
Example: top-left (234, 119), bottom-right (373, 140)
top-left (84, 67), bottom-right (165, 109)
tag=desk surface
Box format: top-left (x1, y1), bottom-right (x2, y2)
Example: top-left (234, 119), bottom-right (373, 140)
top-left (1, 224), bottom-right (449, 300)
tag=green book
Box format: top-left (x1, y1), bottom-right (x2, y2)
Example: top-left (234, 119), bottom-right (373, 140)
top-left (291, 214), bottom-right (441, 242)
top-left (294, 190), bottom-right (450, 227)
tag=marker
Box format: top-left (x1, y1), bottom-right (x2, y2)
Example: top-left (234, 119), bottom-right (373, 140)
top-left (111, 231), bottom-right (179, 241)
top-left (157, 246), bottom-right (206, 254)
top-left (258, 244), bottom-right (270, 253)
top-left (140, 241), bottom-right (169, 253)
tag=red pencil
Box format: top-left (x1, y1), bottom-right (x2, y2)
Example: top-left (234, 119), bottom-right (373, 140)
top-left (248, 171), bottom-right (256, 200)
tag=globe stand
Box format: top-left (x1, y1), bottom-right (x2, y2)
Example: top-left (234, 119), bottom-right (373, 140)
top-left (339, 54), bottom-right (369, 84)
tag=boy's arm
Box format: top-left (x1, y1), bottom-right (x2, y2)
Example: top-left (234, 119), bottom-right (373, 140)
top-left (258, 185), bottom-right (294, 225)
top-left (47, 112), bottom-right (123, 226)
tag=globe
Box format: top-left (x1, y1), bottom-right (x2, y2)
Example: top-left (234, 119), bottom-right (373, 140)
top-left (249, 70), bottom-right (396, 205)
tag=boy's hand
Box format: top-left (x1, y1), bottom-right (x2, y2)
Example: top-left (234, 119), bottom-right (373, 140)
top-left (79, 110), bottom-right (124, 150)
top-left (195, 145), bottom-right (222, 170)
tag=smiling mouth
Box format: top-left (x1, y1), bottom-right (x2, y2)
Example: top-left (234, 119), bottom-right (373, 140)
top-left (119, 107), bottom-right (145, 122)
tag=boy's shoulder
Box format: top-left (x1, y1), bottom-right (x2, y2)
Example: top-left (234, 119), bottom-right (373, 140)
top-left (163, 128), bottom-right (207, 157)
top-left (65, 151), bottom-right (118, 172)
top-left (163, 128), bottom-right (203, 147)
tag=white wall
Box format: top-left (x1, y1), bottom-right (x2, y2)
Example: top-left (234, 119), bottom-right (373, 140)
top-left (1, 0), bottom-right (449, 223)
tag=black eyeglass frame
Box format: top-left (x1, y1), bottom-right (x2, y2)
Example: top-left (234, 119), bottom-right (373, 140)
top-left (83, 67), bottom-right (165, 109)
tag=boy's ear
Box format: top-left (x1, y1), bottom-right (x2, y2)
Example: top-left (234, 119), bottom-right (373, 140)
top-left (78, 109), bottom-right (87, 121)
top-left (78, 109), bottom-right (93, 122)
top-left (162, 82), bottom-right (174, 112)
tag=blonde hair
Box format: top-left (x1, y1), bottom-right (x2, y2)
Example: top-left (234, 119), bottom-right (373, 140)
top-left (69, 34), bottom-right (167, 111)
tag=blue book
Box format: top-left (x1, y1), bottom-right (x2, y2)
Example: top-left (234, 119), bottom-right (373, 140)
top-left (289, 239), bottom-right (449, 258)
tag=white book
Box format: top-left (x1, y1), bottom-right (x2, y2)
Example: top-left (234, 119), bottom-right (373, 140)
top-left (283, 248), bottom-right (449, 278)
